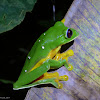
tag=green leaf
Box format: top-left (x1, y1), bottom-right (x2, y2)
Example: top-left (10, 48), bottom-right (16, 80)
top-left (0, 0), bottom-right (37, 34)
top-left (0, 79), bottom-right (14, 84)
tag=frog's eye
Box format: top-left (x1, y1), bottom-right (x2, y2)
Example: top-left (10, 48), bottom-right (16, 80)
top-left (66, 29), bottom-right (73, 38)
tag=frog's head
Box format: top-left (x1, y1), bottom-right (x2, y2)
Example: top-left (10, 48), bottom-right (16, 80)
top-left (53, 19), bottom-right (79, 46)
top-left (62, 27), bottom-right (79, 44)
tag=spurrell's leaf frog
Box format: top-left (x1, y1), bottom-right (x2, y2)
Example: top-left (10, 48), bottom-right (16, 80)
top-left (13, 19), bottom-right (79, 90)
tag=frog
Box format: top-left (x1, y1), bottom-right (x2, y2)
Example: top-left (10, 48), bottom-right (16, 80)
top-left (13, 19), bottom-right (79, 90)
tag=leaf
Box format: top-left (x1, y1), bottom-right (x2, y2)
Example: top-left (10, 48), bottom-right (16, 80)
top-left (0, 0), bottom-right (37, 34)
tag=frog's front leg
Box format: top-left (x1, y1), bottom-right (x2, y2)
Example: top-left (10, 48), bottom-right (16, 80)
top-left (53, 49), bottom-right (74, 71)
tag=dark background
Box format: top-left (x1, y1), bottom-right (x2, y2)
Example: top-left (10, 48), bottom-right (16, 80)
top-left (0, 0), bottom-right (73, 99)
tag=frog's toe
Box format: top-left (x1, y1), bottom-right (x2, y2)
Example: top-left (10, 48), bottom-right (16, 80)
top-left (67, 64), bottom-right (73, 71)
top-left (64, 63), bottom-right (73, 71)
top-left (58, 82), bottom-right (63, 89)
top-left (53, 74), bottom-right (68, 88)
top-left (59, 75), bottom-right (68, 81)
top-left (54, 79), bottom-right (63, 89)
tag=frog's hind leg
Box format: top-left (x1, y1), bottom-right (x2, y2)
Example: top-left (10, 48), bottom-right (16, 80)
top-left (46, 72), bottom-right (68, 88)
top-left (35, 72), bottom-right (68, 89)
top-left (22, 71), bottom-right (68, 89)
top-left (31, 59), bottom-right (69, 88)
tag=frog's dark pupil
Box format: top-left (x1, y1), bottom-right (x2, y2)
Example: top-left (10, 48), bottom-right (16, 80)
top-left (67, 29), bottom-right (72, 38)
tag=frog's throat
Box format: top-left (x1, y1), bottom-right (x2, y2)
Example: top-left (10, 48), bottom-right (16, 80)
top-left (29, 46), bottom-right (61, 72)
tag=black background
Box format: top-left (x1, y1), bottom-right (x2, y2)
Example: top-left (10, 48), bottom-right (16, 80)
top-left (0, 0), bottom-right (74, 99)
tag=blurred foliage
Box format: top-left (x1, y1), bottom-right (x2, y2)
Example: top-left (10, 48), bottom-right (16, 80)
top-left (0, 0), bottom-right (37, 34)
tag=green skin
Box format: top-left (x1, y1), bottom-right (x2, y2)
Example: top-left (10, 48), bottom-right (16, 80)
top-left (13, 21), bottom-right (79, 90)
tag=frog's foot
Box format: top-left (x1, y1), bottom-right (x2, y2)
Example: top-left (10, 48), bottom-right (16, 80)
top-left (54, 49), bottom-right (74, 61)
top-left (38, 72), bottom-right (68, 89)
top-left (53, 49), bottom-right (74, 71)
